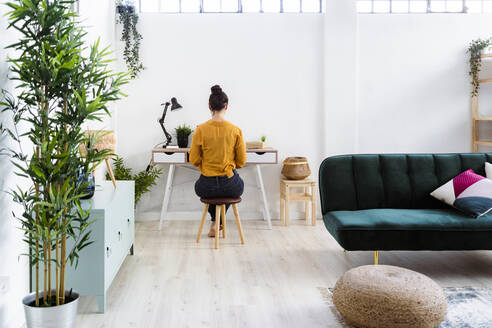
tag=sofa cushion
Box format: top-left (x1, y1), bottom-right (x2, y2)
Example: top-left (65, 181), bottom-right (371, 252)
top-left (431, 169), bottom-right (492, 218)
top-left (323, 209), bottom-right (492, 251)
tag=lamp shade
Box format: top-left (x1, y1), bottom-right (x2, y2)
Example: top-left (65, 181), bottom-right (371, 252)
top-left (170, 97), bottom-right (182, 111)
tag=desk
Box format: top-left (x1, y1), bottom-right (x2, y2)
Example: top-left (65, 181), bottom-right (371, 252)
top-left (152, 147), bottom-right (278, 230)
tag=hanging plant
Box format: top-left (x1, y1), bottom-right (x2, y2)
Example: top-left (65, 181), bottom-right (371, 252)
top-left (117, 0), bottom-right (144, 79)
top-left (468, 38), bottom-right (492, 97)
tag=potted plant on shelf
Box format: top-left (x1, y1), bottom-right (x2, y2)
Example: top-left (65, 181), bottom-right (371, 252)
top-left (0, 0), bottom-right (129, 327)
top-left (106, 156), bottom-right (162, 206)
top-left (175, 124), bottom-right (193, 148)
top-left (468, 38), bottom-right (492, 96)
top-left (116, 0), bottom-right (144, 79)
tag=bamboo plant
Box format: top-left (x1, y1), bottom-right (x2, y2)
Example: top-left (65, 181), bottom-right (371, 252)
top-left (0, 0), bottom-right (129, 307)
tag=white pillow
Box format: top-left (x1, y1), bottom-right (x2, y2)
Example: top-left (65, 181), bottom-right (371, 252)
top-left (430, 169), bottom-right (492, 217)
top-left (486, 162), bottom-right (492, 179)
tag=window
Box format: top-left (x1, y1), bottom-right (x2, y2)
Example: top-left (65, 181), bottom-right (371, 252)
top-left (138, 0), bottom-right (323, 12)
top-left (357, 0), bottom-right (492, 13)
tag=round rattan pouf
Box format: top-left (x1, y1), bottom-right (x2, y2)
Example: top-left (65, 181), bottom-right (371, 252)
top-left (333, 265), bottom-right (447, 328)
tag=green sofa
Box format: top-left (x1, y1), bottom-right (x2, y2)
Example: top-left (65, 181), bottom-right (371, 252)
top-left (319, 153), bottom-right (492, 255)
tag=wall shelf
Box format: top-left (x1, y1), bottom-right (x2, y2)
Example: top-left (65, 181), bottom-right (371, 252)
top-left (475, 140), bottom-right (492, 147)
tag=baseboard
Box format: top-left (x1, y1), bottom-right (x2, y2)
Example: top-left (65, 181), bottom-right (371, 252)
top-left (136, 210), bottom-right (321, 222)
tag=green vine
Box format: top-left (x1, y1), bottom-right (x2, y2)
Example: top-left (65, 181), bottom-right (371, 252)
top-left (468, 38), bottom-right (492, 97)
top-left (106, 156), bottom-right (162, 206)
top-left (116, 0), bottom-right (144, 79)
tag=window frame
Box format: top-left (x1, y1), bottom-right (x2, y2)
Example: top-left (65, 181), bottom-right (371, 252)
top-left (137, 0), bottom-right (324, 13)
top-left (356, 0), bottom-right (478, 14)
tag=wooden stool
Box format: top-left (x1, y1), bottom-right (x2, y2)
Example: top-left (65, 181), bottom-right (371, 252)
top-left (280, 179), bottom-right (317, 226)
top-left (196, 197), bottom-right (245, 249)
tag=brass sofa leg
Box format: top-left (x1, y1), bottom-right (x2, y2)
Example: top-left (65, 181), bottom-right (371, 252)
top-left (374, 251), bottom-right (379, 265)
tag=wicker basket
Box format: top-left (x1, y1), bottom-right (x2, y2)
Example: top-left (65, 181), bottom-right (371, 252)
top-left (281, 157), bottom-right (311, 180)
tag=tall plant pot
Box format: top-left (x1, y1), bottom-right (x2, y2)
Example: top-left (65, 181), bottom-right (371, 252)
top-left (77, 168), bottom-right (95, 200)
top-left (23, 290), bottom-right (79, 328)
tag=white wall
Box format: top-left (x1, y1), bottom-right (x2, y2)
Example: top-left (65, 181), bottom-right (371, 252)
top-left (115, 14), bottom-right (324, 220)
top-left (324, 0), bottom-right (358, 155)
top-left (0, 5), bottom-right (29, 328)
top-left (115, 7), bottom-right (492, 221)
top-left (79, 0), bottom-right (117, 132)
top-left (78, 0), bottom-right (118, 182)
top-left (358, 14), bottom-right (492, 153)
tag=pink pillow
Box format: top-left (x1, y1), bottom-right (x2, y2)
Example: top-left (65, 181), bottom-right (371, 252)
top-left (431, 169), bottom-right (492, 218)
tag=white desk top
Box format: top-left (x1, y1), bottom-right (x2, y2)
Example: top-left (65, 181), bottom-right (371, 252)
top-left (151, 147), bottom-right (278, 165)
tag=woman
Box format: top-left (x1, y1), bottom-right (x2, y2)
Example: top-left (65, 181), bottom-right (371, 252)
top-left (190, 85), bottom-right (246, 237)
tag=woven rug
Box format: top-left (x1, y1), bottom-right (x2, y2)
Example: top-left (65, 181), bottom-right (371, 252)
top-left (318, 287), bottom-right (492, 328)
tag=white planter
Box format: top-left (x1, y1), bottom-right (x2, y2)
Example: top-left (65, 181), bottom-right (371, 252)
top-left (22, 290), bottom-right (79, 328)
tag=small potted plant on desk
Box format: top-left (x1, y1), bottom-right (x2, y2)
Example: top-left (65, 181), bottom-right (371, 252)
top-left (0, 0), bottom-right (129, 326)
top-left (175, 124), bottom-right (193, 148)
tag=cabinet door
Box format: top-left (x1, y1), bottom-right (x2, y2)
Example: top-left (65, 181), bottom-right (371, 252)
top-left (104, 241), bottom-right (113, 289)
top-left (123, 186), bottom-right (135, 251)
top-left (106, 181), bottom-right (135, 287)
top-left (109, 204), bottom-right (125, 268)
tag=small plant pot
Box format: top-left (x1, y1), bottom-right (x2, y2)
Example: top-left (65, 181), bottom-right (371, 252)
top-left (116, 5), bottom-right (135, 13)
top-left (177, 134), bottom-right (190, 148)
top-left (23, 290), bottom-right (79, 328)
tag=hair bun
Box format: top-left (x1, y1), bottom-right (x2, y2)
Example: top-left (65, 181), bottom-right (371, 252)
top-left (211, 85), bottom-right (222, 95)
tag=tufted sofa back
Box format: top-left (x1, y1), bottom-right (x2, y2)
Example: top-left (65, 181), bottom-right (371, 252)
top-left (319, 153), bottom-right (492, 214)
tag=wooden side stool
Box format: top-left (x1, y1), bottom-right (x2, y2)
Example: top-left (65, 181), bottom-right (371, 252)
top-left (196, 197), bottom-right (245, 249)
top-left (280, 179), bottom-right (317, 226)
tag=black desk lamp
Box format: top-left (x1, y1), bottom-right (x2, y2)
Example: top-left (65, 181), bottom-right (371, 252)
top-left (159, 97), bottom-right (182, 148)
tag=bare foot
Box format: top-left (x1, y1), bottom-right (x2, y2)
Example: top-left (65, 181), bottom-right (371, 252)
top-left (208, 223), bottom-right (216, 238)
top-left (208, 222), bottom-right (223, 238)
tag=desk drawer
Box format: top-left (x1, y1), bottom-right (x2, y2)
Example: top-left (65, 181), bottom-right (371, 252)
top-left (153, 152), bottom-right (187, 163)
top-left (247, 151), bottom-right (277, 164)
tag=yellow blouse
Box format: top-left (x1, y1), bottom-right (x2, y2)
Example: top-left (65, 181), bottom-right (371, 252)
top-left (189, 120), bottom-right (247, 178)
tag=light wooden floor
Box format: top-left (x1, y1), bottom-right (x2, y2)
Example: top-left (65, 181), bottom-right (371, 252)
top-left (77, 219), bottom-right (492, 328)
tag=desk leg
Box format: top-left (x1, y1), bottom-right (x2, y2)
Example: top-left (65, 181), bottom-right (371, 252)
top-left (255, 164), bottom-right (272, 229)
top-left (159, 164), bottom-right (175, 230)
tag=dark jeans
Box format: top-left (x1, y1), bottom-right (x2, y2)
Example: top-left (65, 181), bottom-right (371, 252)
top-left (194, 170), bottom-right (244, 222)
